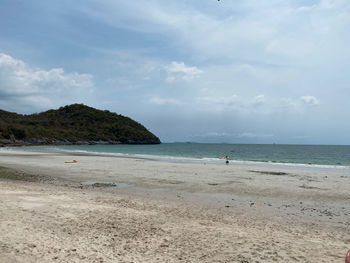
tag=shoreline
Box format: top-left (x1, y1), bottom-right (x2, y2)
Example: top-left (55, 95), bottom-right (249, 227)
top-left (0, 149), bottom-right (349, 262)
top-left (3, 145), bottom-right (350, 171)
top-left (0, 149), bottom-right (349, 202)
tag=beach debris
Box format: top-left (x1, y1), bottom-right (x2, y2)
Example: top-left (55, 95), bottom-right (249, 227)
top-left (90, 182), bottom-right (116, 187)
top-left (249, 170), bottom-right (287, 176)
top-left (299, 185), bottom-right (327, 190)
top-left (82, 181), bottom-right (116, 187)
top-left (64, 160), bottom-right (78, 163)
top-left (81, 181), bottom-right (129, 188)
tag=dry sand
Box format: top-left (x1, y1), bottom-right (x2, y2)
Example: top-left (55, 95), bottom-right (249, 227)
top-left (0, 149), bottom-right (349, 262)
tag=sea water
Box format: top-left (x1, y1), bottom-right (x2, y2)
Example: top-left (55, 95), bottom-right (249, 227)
top-left (12, 143), bottom-right (350, 167)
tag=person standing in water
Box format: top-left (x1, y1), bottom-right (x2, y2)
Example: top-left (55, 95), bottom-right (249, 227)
top-left (225, 155), bottom-right (229, 165)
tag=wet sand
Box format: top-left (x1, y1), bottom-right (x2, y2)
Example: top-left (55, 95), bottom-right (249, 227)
top-left (0, 149), bottom-right (349, 262)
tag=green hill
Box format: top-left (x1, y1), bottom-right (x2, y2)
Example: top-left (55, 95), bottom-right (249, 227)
top-left (0, 104), bottom-right (161, 146)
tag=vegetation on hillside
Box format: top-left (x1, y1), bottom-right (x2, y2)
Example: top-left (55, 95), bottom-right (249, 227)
top-left (0, 104), bottom-right (160, 145)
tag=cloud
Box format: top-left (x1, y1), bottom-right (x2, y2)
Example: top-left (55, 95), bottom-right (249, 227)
top-left (236, 64), bottom-right (257, 74)
top-left (279, 98), bottom-right (299, 110)
top-left (192, 131), bottom-right (274, 140)
top-left (297, 5), bottom-right (316, 12)
top-left (266, 37), bottom-right (319, 58)
top-left (237, 132), bottom-right (274, 139)
top-left (84, 0), bottom-right (350, 66)
top-left (193, 132), bottom-right (233, 138)
top-left (252, 94), bottom-right (265, 106)
top-left (0, 53), bottom-right (94, 112)
top-left (148, 96), bottom-right (183, 106)
top-left (165, 61), bottom-right (202, 82)
top-left (300, 96), bottom-right (319, 105)
top-left (195, 95), bottom-right (240, 112)
top-left (195, 94), bottom-right (269, 113)
top-left (194, 93), bottom-right (320, 115)
top-left (294, 135), bottom-right (310, 139)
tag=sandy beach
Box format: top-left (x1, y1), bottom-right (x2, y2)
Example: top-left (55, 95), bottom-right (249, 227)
top-left (0, 149), bottom-right (349, 262)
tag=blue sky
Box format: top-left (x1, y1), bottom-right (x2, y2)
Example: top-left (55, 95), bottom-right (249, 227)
top-left (0, 0), bottom-right (350, 144)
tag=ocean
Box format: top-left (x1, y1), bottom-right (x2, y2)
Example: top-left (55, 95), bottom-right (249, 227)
top-left (12, 143), bottom-right (350, 168)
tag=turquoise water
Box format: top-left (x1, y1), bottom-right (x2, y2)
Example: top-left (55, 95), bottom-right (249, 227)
top-left (15, 143), bottom-right (350, 167)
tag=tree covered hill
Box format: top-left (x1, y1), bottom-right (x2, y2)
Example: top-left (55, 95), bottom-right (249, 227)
top-left (0, 104), bottom-right (161, 146)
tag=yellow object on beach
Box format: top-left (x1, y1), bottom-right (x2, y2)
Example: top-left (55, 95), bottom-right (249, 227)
top-left (64, 160), bottom-right (78, 163)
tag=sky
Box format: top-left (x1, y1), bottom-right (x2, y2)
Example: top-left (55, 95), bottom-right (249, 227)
top-left (0, 0), bottom-right (350, 144)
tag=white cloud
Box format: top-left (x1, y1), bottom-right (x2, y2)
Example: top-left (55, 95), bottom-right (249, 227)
top-left (300, 96), bottom-right (319, 105)
top-left (194, 132), bottom-right (233, 138)
top-left (279, 98), bottom-right (299, 109)
top-left (193, 131), bottom-right (274, 139)
top-left (297, 5), bottom-right (316, 12)
top-left (165, 61), bottom-right (202, 82)
top-left (277, 96), bottom-right (320, 113)
top-left (194, 93), bottom-right (321, 114)
top-left (237, 132), bottom-right (274, 138)
top-left (195, 95), bottom-right (240, 112)
top-left (320, 0), bottom-right (349, 9)
top-left (87, 0), bottom-right (350, 65)
top-left (236, 64), bottom-right (257, 74)
top-left (252, 94), bottom-right (265, 106)
top-left (266, 37), bottom-right (319, 58)
top-left (0, 53), bottom-right (94, 112)
top-left (148, 96), bottom-right (183, 106)
top-left (195, 94), bottom-right (268, 113)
